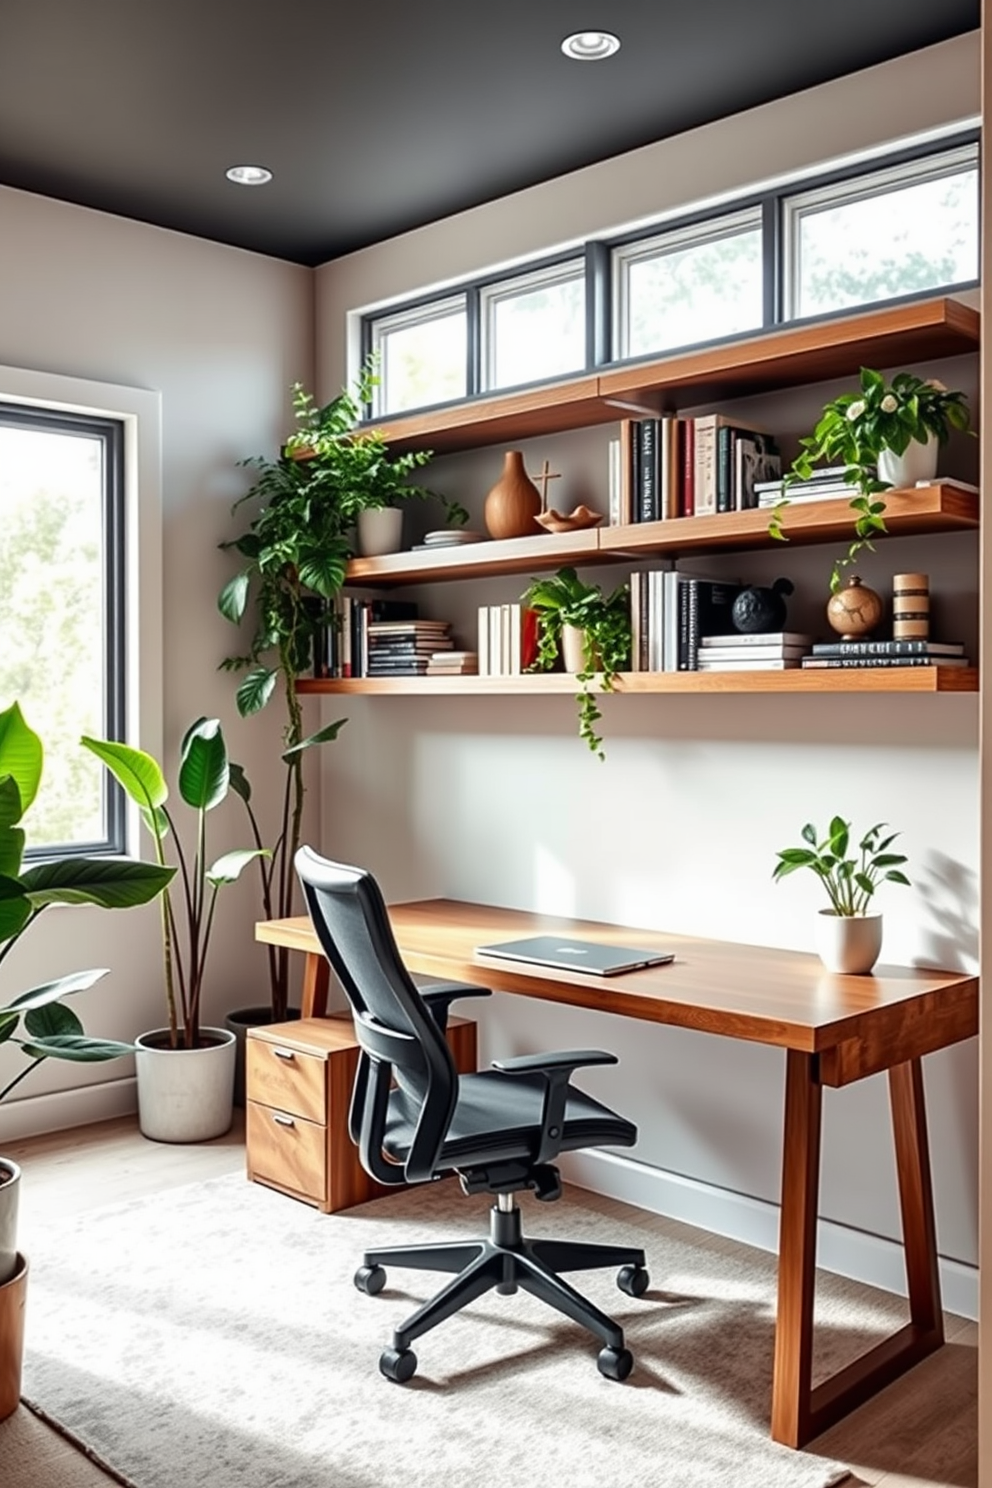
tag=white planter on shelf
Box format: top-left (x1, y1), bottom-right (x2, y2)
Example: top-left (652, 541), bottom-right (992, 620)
top-left (0, 1158), bottom-right (20, 1286)
top-left (135, 1027), bottom-right (236, 1143)
top-left (877, 433), bottom-right (939, 489)
top-left (357, 506), bottom-right (403, 556)
top-left (813, 911), bottom-right (883, 975)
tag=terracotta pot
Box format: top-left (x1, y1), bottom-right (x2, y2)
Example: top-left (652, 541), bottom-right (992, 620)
top-left (826, 576), bottom-right (884, 640)
top-left (483, 451), bottom-right (541, 540)
top-left (0, 1252), bottom-right (27, 1422)
top-left (814, 911), bottom-right (883, 975)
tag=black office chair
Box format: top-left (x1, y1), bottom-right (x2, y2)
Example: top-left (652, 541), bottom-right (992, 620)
top-left (295, 847), bottom-right (649, 1384)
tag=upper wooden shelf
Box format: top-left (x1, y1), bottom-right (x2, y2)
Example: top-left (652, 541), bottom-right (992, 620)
top-left (297, 667), bottom-right (978, 697)
top-left (365, 297), bottom-right (980, 457)
top-left (344, 482), bottom-right (978, 588)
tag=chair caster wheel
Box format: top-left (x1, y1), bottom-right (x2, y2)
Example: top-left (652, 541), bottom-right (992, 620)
top-left (597, 1345), bottom-right (633, 1381)
top-left (617, 1263), bottom-right (649, 1298)
top-left (379, 1347), bottom-right (418, 1383)
top-left (355, 1264), bottom-right (386, 1295)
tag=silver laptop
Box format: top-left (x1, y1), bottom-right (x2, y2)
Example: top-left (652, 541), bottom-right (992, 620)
top-left (475, 934), bottom-right (675, 977)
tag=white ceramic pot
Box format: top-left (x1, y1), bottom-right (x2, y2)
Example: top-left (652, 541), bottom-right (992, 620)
top-left (0, 1159), bottom-right (20, 1286)
top-left (357, 506), bottom-right (404, 556)
top-left (135, 1027), bottom-right (237, 1143)
top-left (877, 433), bottom-right (939, 489)
top-left (813, 911), bottom-right (883, 975)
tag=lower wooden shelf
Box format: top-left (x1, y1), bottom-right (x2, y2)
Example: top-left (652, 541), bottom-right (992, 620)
top-left (298, 666), bottom-right (978, 696)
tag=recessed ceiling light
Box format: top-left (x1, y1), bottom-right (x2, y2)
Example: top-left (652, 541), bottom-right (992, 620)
top-left (226, 164), bottom-right (273, 186)
top-left (561, 31), bottom-right (620, 61)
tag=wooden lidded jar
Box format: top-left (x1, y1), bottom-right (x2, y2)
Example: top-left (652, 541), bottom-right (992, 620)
top-left (483, 451), bottom-right (542, 540)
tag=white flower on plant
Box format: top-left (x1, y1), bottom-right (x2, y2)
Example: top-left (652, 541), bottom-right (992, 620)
top-left (846, 400), bottom-right (866, 422)
top-left (880, 394), bottom-right (898, 413)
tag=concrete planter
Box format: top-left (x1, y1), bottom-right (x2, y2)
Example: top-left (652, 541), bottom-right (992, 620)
top-left (0, 1158), bottom-right (20, 1287)
top-left (813, 911), bottom-right (883, 975)
top-left (135, 1027), bottom-right (236, 1143)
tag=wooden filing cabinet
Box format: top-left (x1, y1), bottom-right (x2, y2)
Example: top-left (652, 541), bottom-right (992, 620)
top-left (246, 1012), bottom-right (477, 1213)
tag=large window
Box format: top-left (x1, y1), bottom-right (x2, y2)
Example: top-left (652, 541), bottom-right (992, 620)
top-left (785, 142), bottom-right (979, 320)
top-left (614, 209), bottom-right (764, 361)
top-left (361, 132), bottom-right (979, 418)
top-left (0, 403), bottom-right (125, 855)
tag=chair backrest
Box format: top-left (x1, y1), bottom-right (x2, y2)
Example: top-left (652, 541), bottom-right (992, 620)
top-left (294, 847), bottom-right (458, 1185)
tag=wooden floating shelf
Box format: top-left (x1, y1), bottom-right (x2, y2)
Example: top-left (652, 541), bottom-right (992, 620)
top-left (344, 483), bottom-right (978, 587)
top-left (366, 298), bottom-right (979, 457)
top-left (298, 667), bottom-right (978, 697)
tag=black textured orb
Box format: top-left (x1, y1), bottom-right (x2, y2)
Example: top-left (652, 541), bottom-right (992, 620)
top-left (731, 577), bottom-right (794, 634)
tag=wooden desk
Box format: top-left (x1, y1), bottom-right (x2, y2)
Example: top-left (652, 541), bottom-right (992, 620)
top-left (257, 900), bottom-right (978, 1449)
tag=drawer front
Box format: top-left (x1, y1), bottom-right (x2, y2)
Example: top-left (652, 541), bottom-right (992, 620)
top-left (246, 1101), bottom-right (327, 1204)
top-left (247, 1038), bottom-right (326, 1122)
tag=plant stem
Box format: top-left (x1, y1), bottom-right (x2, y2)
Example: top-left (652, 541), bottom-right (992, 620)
top-left (0, 1055), bottom-right (44, 1103)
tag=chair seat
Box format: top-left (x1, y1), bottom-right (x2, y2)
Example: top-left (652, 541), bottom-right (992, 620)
top-left (383, 1068), bottom-right (637, 1168)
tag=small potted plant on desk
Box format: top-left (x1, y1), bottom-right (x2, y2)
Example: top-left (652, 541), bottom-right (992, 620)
top-left (772, 815), bottom-right (910, 974)
top-left (0, 701), bottom-right (173, 1420)
top-left (82, 719), bottom-right (267, 1142)
top-left (521, 566), bottom-right (631, 760)
top-left (772, 367), bottom-right (973, 593)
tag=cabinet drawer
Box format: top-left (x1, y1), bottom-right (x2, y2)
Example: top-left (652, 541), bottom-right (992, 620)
top-left (247, 1038), bottom-right (327, 1122)
top-left (246, 1101), bottom-right (327, 1205)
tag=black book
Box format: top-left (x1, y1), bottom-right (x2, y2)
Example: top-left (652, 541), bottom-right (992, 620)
top-left (679, 578), bottom-right (743, 671)
top-left (810, 639), bottom-right (964, 657)
top-left (801, 656), bottom-right (969, 669)
top-left (638, 418), bottom-right (658, 523)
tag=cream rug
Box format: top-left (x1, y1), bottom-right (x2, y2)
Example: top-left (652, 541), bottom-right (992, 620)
top-left (20, 1173), bottom-right (877, 1487)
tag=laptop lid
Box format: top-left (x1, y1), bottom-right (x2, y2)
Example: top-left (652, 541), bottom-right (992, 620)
top-left (474, 934), bottom-right (674, 977)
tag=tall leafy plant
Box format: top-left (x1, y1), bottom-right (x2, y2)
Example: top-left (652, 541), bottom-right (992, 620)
top-left (81, 719), bottom-right (266, 1049)
top-left (0, 702), bottom-right (174, 1101)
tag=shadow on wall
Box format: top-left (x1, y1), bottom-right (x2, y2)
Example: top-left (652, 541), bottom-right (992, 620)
top-left (914, 850), bottom-right (978, 973)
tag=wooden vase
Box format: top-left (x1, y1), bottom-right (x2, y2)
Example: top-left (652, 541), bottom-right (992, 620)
top-left (483, 451), bottom-right (541, 540)
top-left (826, 576), bottom-right (884, 640)
top-left (0, 1253), bottom-right (27, 1421)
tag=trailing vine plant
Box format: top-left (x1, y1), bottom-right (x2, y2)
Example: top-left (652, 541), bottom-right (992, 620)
top-left (521, 567), bottom-right (631, 759)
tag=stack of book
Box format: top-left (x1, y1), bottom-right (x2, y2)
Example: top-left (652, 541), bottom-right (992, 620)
top-left (426, 651), bottom-right (479, 677)
top-left (697, 632), bottom-right (814, 671)
top-left (756, 465), bottom-right (860, 508)
top-left (366, 620), bottom-right (453, 676)
top-left (630, 568), bottom-right (741, 671)
top-left (800, 639), bottom-right (968, 670)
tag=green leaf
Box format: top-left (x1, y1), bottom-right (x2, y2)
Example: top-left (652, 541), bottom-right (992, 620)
top-left (0, 776), bottom-right (23, 833)
top-left (0, 874), bottom-right (31, 943)
top-left (0, 823), bottom-right (25, 879)
top-left (218, 571), bottom-right (250, 624)
top-left (236, 667), bottom-right (278, 717)
top-left (4, 969), bottom-right (109, 1017)
top-left (206, 848), bottom-right (269, 886)
top-left (884, 870), bottom-right (911, 886)
top-left (25, 1001), bottom-right (84, 1039)
top-left (0, 702), bottom-right (43, 820)
top-left (282, 718), bottom-right (348, 760)
top-left (19, 858), bottom-right (174, 909)
top-left (14, 1033), bottom-right (135, 1063)
top-left (80, 737), bottom-right (168, 812)
top-left (297, 551), bottom-right (349, 598)
top-left (800, 823), bottom-right (817, 846)
top-left (141, 805), bottom-right (171, 840)
top-left (228, 762), bottom-right (252, 803)
top-left (178, 719), bottom-right (229, 812)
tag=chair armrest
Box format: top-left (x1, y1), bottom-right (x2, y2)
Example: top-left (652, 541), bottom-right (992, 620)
top-left (490, 1049), bottom-right (619, 1163)
top-left (421, 982), bottom-right (492, 1034)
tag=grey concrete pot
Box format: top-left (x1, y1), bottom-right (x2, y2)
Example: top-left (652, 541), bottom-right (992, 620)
top-left (0, 1158), bottom-right (21, 1287)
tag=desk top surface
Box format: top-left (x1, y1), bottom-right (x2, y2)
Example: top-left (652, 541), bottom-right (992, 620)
top-left (257, 898), bottom-right (977, 1058)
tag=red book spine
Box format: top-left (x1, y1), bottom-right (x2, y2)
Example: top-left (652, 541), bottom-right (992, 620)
top-left (681, 418), bottom-right (695, 518)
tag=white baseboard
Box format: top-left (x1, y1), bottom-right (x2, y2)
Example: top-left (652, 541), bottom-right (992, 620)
top-left (0, 1078), bottom-right (137, 1144)
top-left (559, 1148), bottom-right (978, 1322)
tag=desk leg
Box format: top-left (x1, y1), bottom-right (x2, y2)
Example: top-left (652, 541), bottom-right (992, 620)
top-left (771, 1052), bottom-right (945, 1448)
top-left (301, 953), bottom-right (330, 1019)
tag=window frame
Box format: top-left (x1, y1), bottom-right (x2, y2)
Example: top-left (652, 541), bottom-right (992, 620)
top-left (365, 292), bottom-right (469, 420)
top-left (359, 128), bottom-right (980, 421)
top-left (478, 255), bottom-right (587, 393)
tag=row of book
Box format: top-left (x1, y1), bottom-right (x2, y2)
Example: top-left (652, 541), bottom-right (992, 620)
top-left (607, 415), bottom-right (782, 526)
top-left (477, 604), bottom-right (539, 677)
top-left (691, 634), bottom-right (969, 672)
top-left (311, 597), bottom-right (460, 678)
top-left (630, 571), bottom-right (741, 672)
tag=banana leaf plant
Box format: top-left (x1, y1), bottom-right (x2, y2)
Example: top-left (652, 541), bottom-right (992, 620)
top-left (0, 702), bottom-right (175, 1102)
top-left (81, 719), bottom-right (268, 1050)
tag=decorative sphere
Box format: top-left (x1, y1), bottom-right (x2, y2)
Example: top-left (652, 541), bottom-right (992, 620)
top-left (731, 577), bottom-right (794, 634)
top-left (826, 576), bottom-right (884, 640)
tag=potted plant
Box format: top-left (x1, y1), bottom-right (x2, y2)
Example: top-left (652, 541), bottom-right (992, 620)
top-left (771, 368), bottom-right (973, 591)
top-left (0, 701), bottom-right (173, 1419)
top-left (81, 719), bottom-right (267, 1142)
top-left (521, 567), bottom-right (630, 760)
top-left (772, 815), bottom-right (910, 974)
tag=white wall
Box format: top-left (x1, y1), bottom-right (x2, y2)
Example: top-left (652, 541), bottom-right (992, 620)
top-left (0, 187), bottom-right (317, 1136)
top-left (313, 33), bottom-right (983, 1308)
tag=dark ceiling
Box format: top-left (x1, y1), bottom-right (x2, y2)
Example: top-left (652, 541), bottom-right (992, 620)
top-left (0, 0), bottom-right (979, 267)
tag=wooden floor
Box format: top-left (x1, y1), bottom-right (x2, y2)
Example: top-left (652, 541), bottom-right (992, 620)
top-left (0, 1116), bottom-right (977, 1488)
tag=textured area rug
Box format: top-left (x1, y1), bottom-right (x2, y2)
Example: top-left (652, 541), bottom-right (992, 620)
top-left (21, 1173), bottom-right (876, 1488)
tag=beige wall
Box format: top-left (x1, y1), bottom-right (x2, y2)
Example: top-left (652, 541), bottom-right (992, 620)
top-left (0, 188), bottom-right (316, 1134)
top-left (312, 33), bottom-right (985, 1313)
